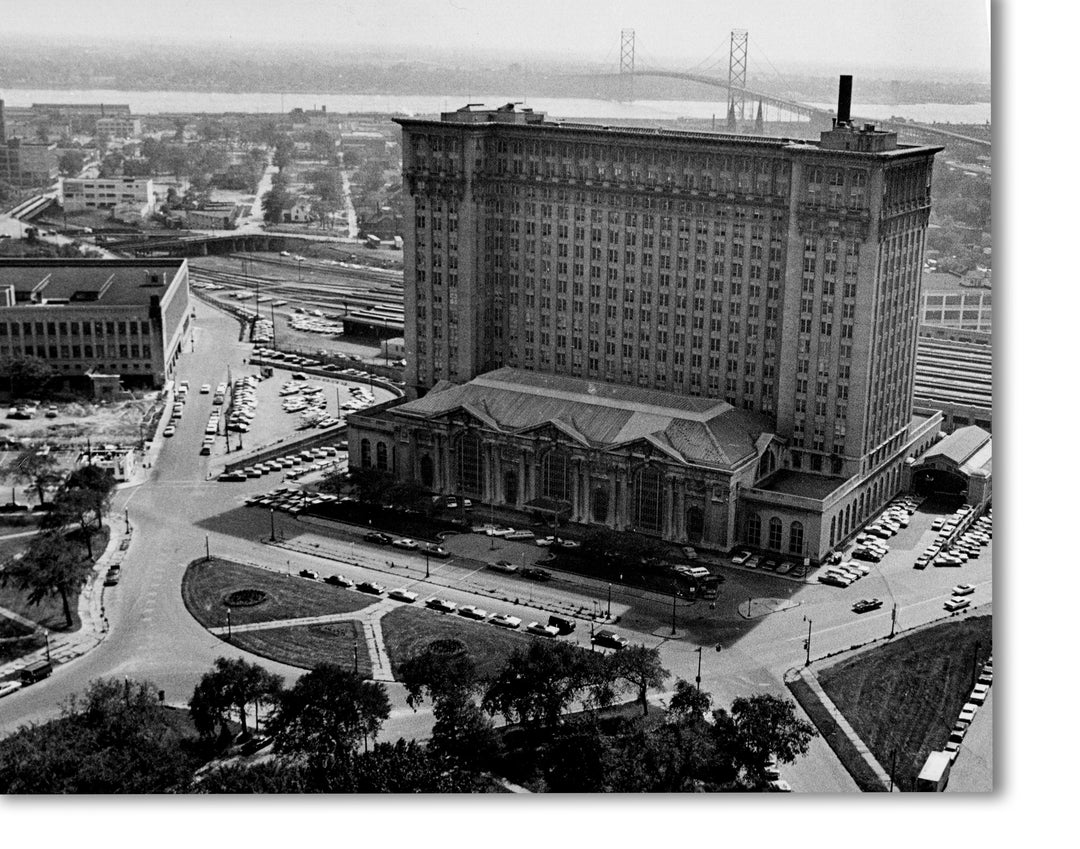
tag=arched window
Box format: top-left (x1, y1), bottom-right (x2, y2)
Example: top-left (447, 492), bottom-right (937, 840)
top-left (789, 521), bottom-right (804, 555)
top-left (633, 466), bottom-right (664, 535)
top-left (360, 438), bottom-right (371, 468)
top-left (541, 449), bottom-right (572, 503)
top-left (376, 441), bottom-right (388, 471)
top-left (768, 517), bottom-right (783, 550)
top-left (746, 512), bottom-right (762, 547)
top-left (829, 515), bottom-right (836, 547)
top-left (419, 455), bottom-right (434, 489)
top-left (592, 486), bottom-right (609, 523)
top-left (457, 432), bottom-right (483, 496)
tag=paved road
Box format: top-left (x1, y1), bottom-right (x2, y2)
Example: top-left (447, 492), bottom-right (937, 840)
top-left (0, 303), bottom-right (993, 791)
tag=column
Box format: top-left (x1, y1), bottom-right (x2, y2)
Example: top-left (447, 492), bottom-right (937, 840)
top-left (661, 474), bottom-right (675, 539)
top-left (582, 466), bottom-right (593, 525)
top-left (677, 478), bottom-right (688, 542)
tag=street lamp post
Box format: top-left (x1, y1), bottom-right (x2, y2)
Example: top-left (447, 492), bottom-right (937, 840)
top-left (269, 507), bottom-right (276, 542)
top-left (226, 606), bottom-right (232, 641)
top-left (695, 645), bottom-right (703, 691)
top-left (44, 630), bottom-right (51, 664)
top-left (205, 534), bottom-right (210, 561)
top-left (607, 582), bottom-right (612, 619)
top-left (803, 616), bottom-right (813, 666)
top-left (670, 580), bottom-right (678, 636)
top-left (124, 508), bottom-right (130, 534)
top-left (424, 549), bottom-right (430, 579)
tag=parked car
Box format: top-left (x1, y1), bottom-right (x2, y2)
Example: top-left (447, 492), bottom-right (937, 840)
top-left (682, 546), bottom-right (698, 560)
top-left (423, 544), bottom-right (451, 559)
top-left (489, 560), bottom-right (519, 574)
top-left (324, 575), bottom-right (353, 589)
top-left (505, 530), bottom-right (535, 541)
top-left (535, 536), bottom-right (556, 547)
top-left (104, 566), bottom-right (120, 586)
top-left (731, 549), bottom-right (752, 565)
top-left (458, 605), bottom-right (488, 621)
top-left (944, 597), bottom-right (971, 612)
top-left (163, 425), bottom-right (176, 437)
top-left (299, 569), bottom-right (319, 580)
top-left (364, 532), bottom-right (393, 545)
top-left (526, 621), bottom-right (560, 638)
top-left (521, 567), bottom-right (552, 582)
top-left (591, 629), bottom-right (629, 650)
top-left (852, 598), bottom-right (883, 613)
top-left (392, 538), bottom-right (419, 550)
top-left (0, 680), bottom-right (21, 699)
top-left (548, 615), bottom-right (576, 635)
top-left (490, 614), bottom-right (522, 629)
top-left (356, 581), bottom-right (384, 595)
top-left (952, 583), bottom-right (976, 596)
top-left (388, 588), bottom-right (419, 603)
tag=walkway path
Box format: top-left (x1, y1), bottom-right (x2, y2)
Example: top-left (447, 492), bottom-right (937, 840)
top-left (793, 666), bottom-right (898, 791)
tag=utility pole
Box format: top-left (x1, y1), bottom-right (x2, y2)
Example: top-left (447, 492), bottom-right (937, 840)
top-left (205, 534), bottom-right (210, 561)
top-left (670, 580), bottom-right (678, 636)
top-left (269, 507), bottom-right (276, 542)
top-left (803, 616), bottom-right (813, 666)
top-left (890, 603), bottom-right (897, 639)
top-left (424, 548), bottom-right (430, 579)
top-left (695, 645), bottom-right (703, 691)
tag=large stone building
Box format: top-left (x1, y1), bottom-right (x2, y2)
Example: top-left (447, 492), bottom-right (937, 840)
top-left (0, 259), bottom-right (193, 389)
top-left (350, 78), bottom-right (950, 562)
top-left (61, 176), bottom-right (155, 214)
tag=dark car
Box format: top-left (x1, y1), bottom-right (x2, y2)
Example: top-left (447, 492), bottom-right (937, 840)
top-left (521, 567), bottom-right (552, 582)
top-left (761, 558), bottom-right (781, 571)
top-left (852, 598), bottom-right (884, 614)
top-left (356, 581), bottom-right (385, 595)
top-left (104, 566), bottom-right (120, 586)
top-left (423, 543), bottom-right (451, 558)
top-left (548, 615), bottom-right (576, 635)
top-left (324, 574), bottom-right (353, 589)
top-left (299, 569), bottom-right (320, 580)
top-left (364, 532), bottom-right (393, 545)
top-left (591, 630), bottom-right (629, 650)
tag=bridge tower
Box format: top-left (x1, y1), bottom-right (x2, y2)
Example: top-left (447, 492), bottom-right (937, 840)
top-left (727, 29), bottom-right (748, 125)
top-left (620, 28), bottom-right (636, 101)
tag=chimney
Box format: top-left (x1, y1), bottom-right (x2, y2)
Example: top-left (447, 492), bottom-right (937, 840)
top-left (837, 75), bottom-right (853, 126)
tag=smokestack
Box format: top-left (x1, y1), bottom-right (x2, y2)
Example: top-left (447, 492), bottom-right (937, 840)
top-left (837, 75), bottom-right (853, 126)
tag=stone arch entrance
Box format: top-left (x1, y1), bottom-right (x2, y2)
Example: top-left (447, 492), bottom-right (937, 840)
top-left (685, 506), bottom-right (705, 544)
top-left (503, 469), bottom-right (519, 506)
top-left (419, 454), bottom-right (434, 489)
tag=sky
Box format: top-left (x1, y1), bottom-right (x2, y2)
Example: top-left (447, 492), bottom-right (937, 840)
top-left (2, 0), bottom-right (991, 76)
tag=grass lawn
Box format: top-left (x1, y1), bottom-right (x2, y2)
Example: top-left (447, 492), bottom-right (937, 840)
top-left (227, 621), bottom-right (373, 676)
top-left (0, 633), bottom-right (45, 667)
top-left (817, 614), bottom-right (992, 791)
top-left (182, 558), bottom-right (378, 630)
top-left (380, 607), bottom-right (535, 681)
top-left (0, 526), bottom-right (109, 633)
top-left (0, 612), bottom-right (34, 638)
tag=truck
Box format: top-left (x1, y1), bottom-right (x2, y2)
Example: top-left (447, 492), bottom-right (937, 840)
top-left (20, 659), bottom-right (53, 686)
top-left (916, 751), bottom-right (953, 791)
top-left (701, 575), bottom-right (721, 600)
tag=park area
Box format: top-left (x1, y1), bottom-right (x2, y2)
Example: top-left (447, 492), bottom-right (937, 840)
top-left (380, 606), bottom-right (534, 682)
top-left (181, 558), bottom-right (376, 630)
top-left (815, 614), bottom-right (992, 791)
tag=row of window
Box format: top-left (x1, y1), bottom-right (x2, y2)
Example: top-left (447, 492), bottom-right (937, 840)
top-left (745, 514), bottom-right (805, 556)
top-left (0, 319), bottom-right (153, 338)
top-left (0, 343), bottom-right (153, 360)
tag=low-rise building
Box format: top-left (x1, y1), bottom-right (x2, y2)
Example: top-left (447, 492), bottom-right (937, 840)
top-left (185, 205), bottom-right (239, 229)
top-left (61, 176), bottom-right (154, 213)
top-left (0, 138), bottom-right (59, 188)
top-left (347, 367), bottom-right (943, 562)
top-left (0, 258), bottom-right (193, 389)
top-left (95, 117), bottom-right (142, 139)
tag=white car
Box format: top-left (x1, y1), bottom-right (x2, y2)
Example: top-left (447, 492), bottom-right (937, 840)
top-left (944, 597), bottom-right (971, 612)
top-left (490, 614), bottom-right (522, 629)
top-left (200, 384), bottom-right (211, 394)
top-left (731, 549), bottom-right (752, 565)
top-left (458, 605), bottom-right (488, 621)
top-left (0, 680), bottom-right (21, 699)
top-left (526, 621), bottom-right (560, 638)
top-left (952, 584), bottom-right (976, 596)
top-left (392, 538), bottom-right (419, 550)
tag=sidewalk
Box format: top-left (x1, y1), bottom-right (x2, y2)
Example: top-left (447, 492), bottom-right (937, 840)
top-left (0, 515), bottom-right (128, 681)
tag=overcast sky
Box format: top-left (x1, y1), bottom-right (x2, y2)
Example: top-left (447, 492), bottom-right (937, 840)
top-left (3, 0), bottom-right (991, 75)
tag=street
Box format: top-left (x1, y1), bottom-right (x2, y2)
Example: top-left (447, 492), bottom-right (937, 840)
top-left (0, 302), bottom-right (992, 793)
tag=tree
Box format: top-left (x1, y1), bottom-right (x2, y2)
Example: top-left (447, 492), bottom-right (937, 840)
top-left (64, 464), bottom-right (117, 529)
top-left (482, 640), bottom-right (592, 729)
top-left (0, 530), bottom-right (93, 627)
top-left (0, 354), bottom-right (55, 398)
top-left (15, 449), bottom-right (60, 505)
top-left (399, 640), bottom-right (497, 778)
top-left (667, 678), bottom-right (713, 722)
top-left (610, 645), bottom-right (670, 716)
top-left (188, 657), bottom-right (283, 743)
top-left (58, 150), bottom-right (85, 177)
top-left (713, 694), bottom-right (816, 780)
top-left (40, 486), bottom-right (98, 559)
top-left (0, 677), bottom-right (202, 793)
top-left (270, 664), bottom-right (390, 764)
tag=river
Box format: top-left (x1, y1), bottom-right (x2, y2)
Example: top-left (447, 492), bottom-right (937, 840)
top-left (0, 88), bottom-right (991, 125)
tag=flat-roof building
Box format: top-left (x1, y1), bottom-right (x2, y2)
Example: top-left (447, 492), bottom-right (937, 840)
top-left (61, 176), bottom-right (155, 213)
top-left (0, 259), bottom-right (192, 389)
